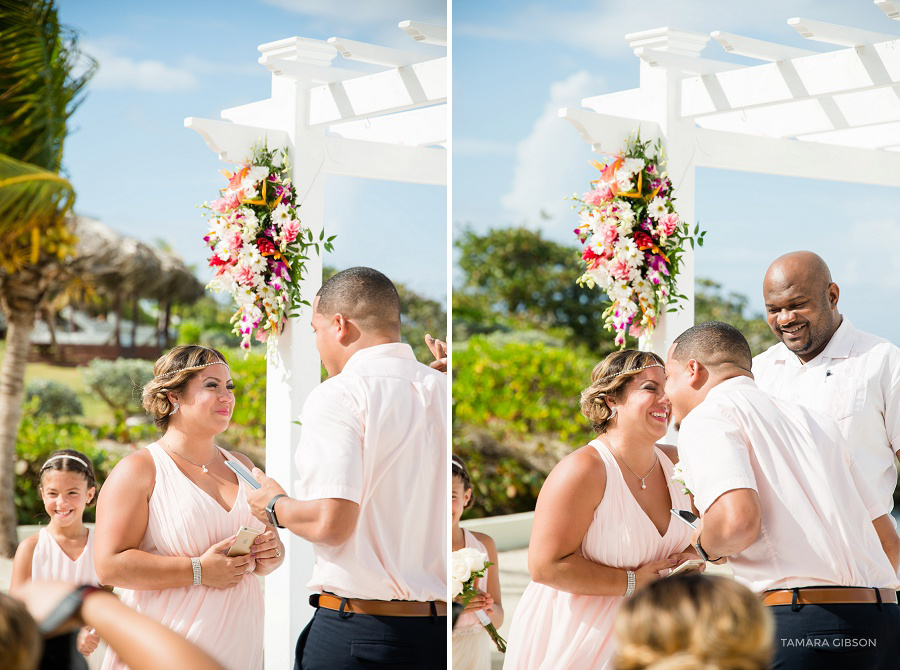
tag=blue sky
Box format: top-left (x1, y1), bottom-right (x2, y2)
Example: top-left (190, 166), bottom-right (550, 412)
top-left (453, 1), bottom-right (900, 344)
top-left (58, 0), bottom-right (447, 302)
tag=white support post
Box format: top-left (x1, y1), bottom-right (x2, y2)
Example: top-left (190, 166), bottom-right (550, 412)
top-left (259, 39), bottom-right (331, 670)
top-left (623, 28), bottom-right (706, 355)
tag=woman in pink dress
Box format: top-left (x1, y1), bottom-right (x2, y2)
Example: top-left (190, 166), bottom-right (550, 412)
top-left (503, 350), bottom-right (700, 670)
top-left (95, 345), bottom-right (285, 670)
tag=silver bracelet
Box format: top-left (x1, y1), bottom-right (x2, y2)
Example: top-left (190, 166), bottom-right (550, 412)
top-left (624, 569), bottom-right (636, 597)
top-left (191, 557), bottom-right (202, 586)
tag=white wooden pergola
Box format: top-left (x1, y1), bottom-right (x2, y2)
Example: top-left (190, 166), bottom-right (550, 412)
top-left (561, 2), bottom-right (900, 354)
top-left (185, 20), bottom-right (446, 668)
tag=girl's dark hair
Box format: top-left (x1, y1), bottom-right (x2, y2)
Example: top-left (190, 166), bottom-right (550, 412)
top-left (452, 454), bottom-right (475, 509)
top-left (40, 449), bottom-right (97, 506)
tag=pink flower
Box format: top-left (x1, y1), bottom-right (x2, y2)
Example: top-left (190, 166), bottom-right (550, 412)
top-left (609, 259), bottom-right (632, 282)
top-left (601, 222), bottom-right (618, 247)
top-left (227, 231), bottom-right (243, 251)
top-left (281, 220), bottom-right (301, 244)
top-left (209, 198), bottom-right (229, 213)
top-left (629, 323), bottom-right (644, 338)
top-left (660, 212), bottom-right (679, 236)
top-left (234, 265), bottom-right (256, 286)
top-left (583, 181), bottom-right (613, 205)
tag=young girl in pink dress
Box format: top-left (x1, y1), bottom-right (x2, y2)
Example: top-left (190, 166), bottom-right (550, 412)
top-left (94, 345), bottom-right (285, 670)
top-left (452, 455), bottom-right (504, 670)
top-left (11, 449), bottom-right (103, 659)
top-left (503, 350), bottom-right (701, 670)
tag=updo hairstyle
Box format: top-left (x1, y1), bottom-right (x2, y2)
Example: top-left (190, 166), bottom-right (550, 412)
top-left (142, 345), bottom-right (228, 431)
top-left (580, 349), bottom-right (665, 434)
top-left (39, 449), bottom-right (97, 506)
top-left (614, 574), bottom-right (773, 670)
top-left (452, 454), bottom-right (475, 509)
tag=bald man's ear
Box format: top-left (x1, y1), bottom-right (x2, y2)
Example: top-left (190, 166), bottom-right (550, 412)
top-left (687, 359), bottom-right (707, 388)
top-left (827, 282), bottom-right (840, 309)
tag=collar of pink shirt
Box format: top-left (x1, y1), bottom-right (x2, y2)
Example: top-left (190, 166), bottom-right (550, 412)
top-left (340, 341), bottom-right (416, 373)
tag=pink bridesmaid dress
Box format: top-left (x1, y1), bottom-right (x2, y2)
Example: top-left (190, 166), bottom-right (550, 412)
top-left (32, 526), bottom-right (100, 585)
top-left (503, 440), bottom-right (692, 670)
top-left (453, 528), bottom-right (493, 670)
top-left (101, 443), bottom-right (266, 670)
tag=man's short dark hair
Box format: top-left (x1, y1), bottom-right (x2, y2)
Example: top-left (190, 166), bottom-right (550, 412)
top-left (672, 321), bottom-right (752, 371)
top-left (316, 267), bottom-right (401, 333)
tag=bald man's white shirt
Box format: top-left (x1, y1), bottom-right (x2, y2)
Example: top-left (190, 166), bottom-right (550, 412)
top-left (753, 318), bottom-right (900, 521)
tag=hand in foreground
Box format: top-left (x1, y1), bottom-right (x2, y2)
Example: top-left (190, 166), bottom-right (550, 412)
top-left (16, 580), bottom-right (86, 634)
top-left (77, 625), bottom-right (101, 656)
top-left (251, 529), bottom-right (284, 566)
top-left (666, 552), bottom-right (707, 575)
top-left (199, 537), bottom-right (253, 588)
top-left (634, 558), bottom-right (678, 591)
top-left (425, 334), bottom-right (447, 373)
top-left (245, 468), bottom-right (288, 526)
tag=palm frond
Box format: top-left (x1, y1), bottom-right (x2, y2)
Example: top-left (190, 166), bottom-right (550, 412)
top-left (0, 152), bottom-right (74, 270)
top-left (0, 0), bottom-right (97, 171)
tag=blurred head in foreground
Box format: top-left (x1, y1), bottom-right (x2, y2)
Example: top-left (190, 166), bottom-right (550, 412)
top-left (614, 574), bottom-right (773, 670)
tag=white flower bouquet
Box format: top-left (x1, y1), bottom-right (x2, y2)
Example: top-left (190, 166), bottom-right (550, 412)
top-left (451, 547), bottom-right (506, 653)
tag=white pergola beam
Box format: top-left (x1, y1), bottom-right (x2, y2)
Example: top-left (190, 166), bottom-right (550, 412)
top-left (184, 117), bottom-right (289, 164)
top-left (559, 107), bottom-right (660, 154)
top-left (693, 127), bottom-right (900, 188)
top-left (399, 20), bottom-right (447, 46)
top-left (309, 56), bottom-right (447, 126)
top-left (327, 37), bottom-right (426, 67)
top-left (787, 17), bottom-right (898, 47)
top-left (323, 137), bottom-right (445, 185)
top-left (328, 105), bottom-right (446, 147)
top-left (682, 39), bottom-right (900, 117)
top-left (635, 47), bottom-right (740, 74)
top-left (258, 56), bottom-right (362, 84)
top-left (877, 0), bottom-right (900, 20)
top-left (710, 30), bottom-right (818, 61)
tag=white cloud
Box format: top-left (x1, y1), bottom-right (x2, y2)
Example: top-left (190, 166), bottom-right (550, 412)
top-left (83, 41), bottom-right (198, 92)
top-left (499, 70), bottom-right (604, 232)
top-left (457, 0), bottom-right (829, 58)
top-left (452, 137), bottom-right (515, 156)
top-left (259, 0), bottom-right (445, 27)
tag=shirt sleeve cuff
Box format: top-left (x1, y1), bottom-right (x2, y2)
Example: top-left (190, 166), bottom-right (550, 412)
top-left (293, 483), bottom-right (361, 504)
top-left (695, 477), bottom-right (758, 515)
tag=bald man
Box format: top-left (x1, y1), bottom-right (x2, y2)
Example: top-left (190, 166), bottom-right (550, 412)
top-left (753, 251), bottom-right (900, 525)
top-left (245, 267), bottom-right (447, 670)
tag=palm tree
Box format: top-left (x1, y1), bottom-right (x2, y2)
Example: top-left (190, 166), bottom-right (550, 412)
top-left (0, 0), bottom-right (95, 555)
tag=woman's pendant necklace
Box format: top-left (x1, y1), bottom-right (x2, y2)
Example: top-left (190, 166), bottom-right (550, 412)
top-left (604, 438), bottom-right (658, 490)
top-left (161, 439), bottom-right (220, 473)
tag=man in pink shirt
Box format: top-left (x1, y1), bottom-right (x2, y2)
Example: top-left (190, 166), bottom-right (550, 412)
top-left (247, 267), bottom-right (448, 670)
top-left (665, 321), bottom-right (900, 670)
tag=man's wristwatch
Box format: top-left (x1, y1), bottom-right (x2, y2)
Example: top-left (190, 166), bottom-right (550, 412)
top-left (695, 533), bottom-right (723, 563)
top-left (266, 494), bottom-right (288, 529)
top-left (39, 584), bottom-right (107, 635)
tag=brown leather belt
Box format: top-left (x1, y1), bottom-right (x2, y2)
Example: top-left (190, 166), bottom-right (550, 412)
top-left (762, 587), bottom-right (898, 606)
top-left (316, 593), bottom-right (447, 617)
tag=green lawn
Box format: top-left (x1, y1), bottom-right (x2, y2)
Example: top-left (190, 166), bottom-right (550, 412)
top-left (0, 341), bottom-right (114, 425)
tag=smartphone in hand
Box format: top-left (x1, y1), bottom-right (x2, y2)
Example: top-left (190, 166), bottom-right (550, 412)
top-left (671, 508), bottom-right (700, 529)
top-left (226, 526), bottom-right (263, 557)
top-left (666, 559), bottom-right (705, 577)
top-left (225, 460), bottom-right (261, 489)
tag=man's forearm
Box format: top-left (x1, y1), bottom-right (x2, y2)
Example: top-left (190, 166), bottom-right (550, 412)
top-left (275, 497), bottom-right (360, 547)
top-left (698, 489), bottom-right (762, 560)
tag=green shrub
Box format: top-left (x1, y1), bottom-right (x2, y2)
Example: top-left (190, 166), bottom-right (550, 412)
top-left (25, 379), bottom-right (83, 420)
top-left (221, 347), bottom-right (266, 449)
top-left (453, 335), bottom-right (596, 441)
top-left (81, 358), bottom-right (153, 421)
top-left (15, 398), bottom-right (120, 525)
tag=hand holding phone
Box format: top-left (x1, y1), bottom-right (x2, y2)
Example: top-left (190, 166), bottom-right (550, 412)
top-left (666, 559), bottom-right (705, 577)
top-left (225, 526), bottom-right (263, 557)
top-left (225, 460), bottom-right (261, 489)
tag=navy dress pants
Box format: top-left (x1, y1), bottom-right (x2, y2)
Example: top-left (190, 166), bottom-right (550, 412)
top-left (295, 598), bottom-right (446, 670)
top-left (770, 600), bottom-right (900, 669)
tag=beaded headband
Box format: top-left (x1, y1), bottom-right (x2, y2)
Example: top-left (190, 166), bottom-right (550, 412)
top-left (598, 362), bottom-right (664, 383)
top-left (155, 359), bottom-right (228, 380)
top-left (42, 454), bottom-right (91, 471)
